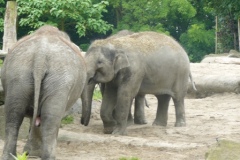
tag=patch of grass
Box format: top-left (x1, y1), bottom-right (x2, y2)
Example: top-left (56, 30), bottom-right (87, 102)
top-left (0, 59), bottom-right (3, 67)
top-left (119, 157), bottom-right (139, 160)
top-left (93, 89), bottom-right (102, 100)
top-left (10, 152), bottom-right (28, 160)
top-left (61, 115), bottom-right (74, 125)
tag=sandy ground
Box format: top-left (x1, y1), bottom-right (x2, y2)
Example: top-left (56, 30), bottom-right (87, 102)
top-left (1, 63), bottom-right (240, 160)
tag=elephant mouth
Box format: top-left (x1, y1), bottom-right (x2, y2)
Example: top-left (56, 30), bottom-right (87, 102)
top-left (88, 77), bottom-right (96, 85)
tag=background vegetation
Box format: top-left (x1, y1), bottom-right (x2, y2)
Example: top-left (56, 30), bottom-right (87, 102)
top-left (0, 0), bottom-right (240, 62)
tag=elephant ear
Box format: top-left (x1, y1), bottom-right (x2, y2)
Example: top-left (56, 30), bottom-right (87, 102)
top-left (113, 49), bottom-right (130, 74)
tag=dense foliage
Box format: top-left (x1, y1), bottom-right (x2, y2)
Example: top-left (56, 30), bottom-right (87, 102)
top-left (16, 0), bottom-right (113, 36)
top-left (0, 0), bottom-right (239, 62)
top-left (0, 0), bottom-right (4, 32)
top-left (206, 0), bottom-right (240, 52)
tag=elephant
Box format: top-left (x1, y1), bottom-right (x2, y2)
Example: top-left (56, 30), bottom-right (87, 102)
top-left (81, 30), bottom-right (148, 126)
top-left (83, 31), bottom-right (196, 135)
top-left (1, 25), bottom-right (86, 160)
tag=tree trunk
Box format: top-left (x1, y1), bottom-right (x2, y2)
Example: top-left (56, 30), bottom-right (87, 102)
top-left (238, 18), bottom-right (240, 52)
top-left (215, 16), bottom-right (218, 54)
top-left (2, 1), bottom-right (17, 53)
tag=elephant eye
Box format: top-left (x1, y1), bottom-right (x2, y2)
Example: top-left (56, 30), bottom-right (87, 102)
top-left (97, 60), bottom-right (105, 67)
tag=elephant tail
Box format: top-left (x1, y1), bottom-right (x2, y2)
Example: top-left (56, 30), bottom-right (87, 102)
top-left (31, 54), bottom-right (47, 135)
top-left (189, 72), bottom-right (197, 91)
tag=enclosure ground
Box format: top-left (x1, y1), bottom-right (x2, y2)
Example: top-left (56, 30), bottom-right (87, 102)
top-left (1, 92), bottom-right (240, 160)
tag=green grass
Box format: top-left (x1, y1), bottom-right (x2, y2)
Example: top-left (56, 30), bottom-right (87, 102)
top-left (61, 115), bottom-right (74, 124)
top-left (10, 152), bottom-right (28, 160)
top-left (93, 89), bottom-right (102, 100)
top-left (0, 59), bottom-right (3, 67)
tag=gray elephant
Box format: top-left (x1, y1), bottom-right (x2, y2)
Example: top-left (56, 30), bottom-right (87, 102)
top-left (1, 25), bottom-right (86, 160)
top-left (81, 30), bottom-right (148, 126)
top-left (83, 31), bottom-right (196, 135)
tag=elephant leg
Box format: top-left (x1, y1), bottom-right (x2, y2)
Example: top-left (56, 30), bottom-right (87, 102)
top-left (172, 97), bottom-right (186, 127)
top-left (134, 94), bottom-right (147, 124)
top-left (2, 98), bottom-right (27, 160)
top-left (23, 120), bottom-right (42, 157)
top-left (112, 81), bottom-right (141, 135)
top-left (153, 94), bottom-right (171, 126)
top-left (112, 96), bottom-right (132, 135)
top-left (100, 84), bottom-right (117, 134)
top-left (40, 94), bottom-right (67, 160)
top-left (127, 100), bottom-right (134, 126)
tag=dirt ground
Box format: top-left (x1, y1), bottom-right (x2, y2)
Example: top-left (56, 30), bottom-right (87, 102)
top-left (1, 63), bottom-right (240, 160)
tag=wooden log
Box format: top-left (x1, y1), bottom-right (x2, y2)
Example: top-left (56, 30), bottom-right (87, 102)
top-left (201, 57), bottom-right (240, 65)
top-left (187, 63), bottom-right (240, 98)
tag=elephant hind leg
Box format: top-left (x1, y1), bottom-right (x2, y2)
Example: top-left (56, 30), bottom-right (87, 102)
top-left (134, 94), bottom-right (147, 124)
top-left (23, 123), bottom-right (42, 158)
top-left (153, 94), bottom-right (171, 126)
top-left (40, 93), bottom-right (69, 160)
top-left (172, 97), bottom-right (186, 127)
top-left (2, 98), bottom-right (28, 160)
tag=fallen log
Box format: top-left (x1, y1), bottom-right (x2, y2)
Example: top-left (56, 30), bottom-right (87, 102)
top-left (201, 56), bottom-right (240, 65)
top-left (188, 63), bottom-right (240, 98)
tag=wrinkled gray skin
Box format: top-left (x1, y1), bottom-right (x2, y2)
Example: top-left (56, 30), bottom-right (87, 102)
top-left (1, 25), bottom-right (86, 160)
top-left (81, 30), bottom-right (147, 126)
top-left (83, 31), bottom-right (195, 135)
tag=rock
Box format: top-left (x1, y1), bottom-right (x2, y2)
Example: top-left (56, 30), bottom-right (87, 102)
top-left (229, 49), bottom-right (239, 54)
top-left (228, 50), bottom-right (240, 58)
top-left (205, 139), bottom-right (240, 160)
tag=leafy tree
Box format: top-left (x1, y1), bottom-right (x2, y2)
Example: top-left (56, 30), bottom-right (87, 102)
top-left (0, 0), bottom-right (4, 33)
top-left (180, 23), bottom-right (215, 62)
top-left (108, 0), bottom-right (196, 39)
top-left (179, 0), bottom-right (215, 62)
top-left (107, 0), bottom-right (215, 61)
top-left (16, 0), bottom-right (113, 37)
top-left (206, 0), bottom-right (240, 52)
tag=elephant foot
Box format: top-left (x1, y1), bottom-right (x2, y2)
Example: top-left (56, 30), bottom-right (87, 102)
top-left (134, 118), bottom-right (147, 125)
top-left (152, 119), bottom-right (167, 126)
top-left (103, 127), bottom-right (114, 134)
top-left (175, 121), bottom-right (186, 127)
top-left (23, 140), bottom-right (42, 157)
top-left (112, 127), bottom-right (127, 135)
top-left (127, 119), bottom-right (134, 126)
top-left (26, 149), bottom-right (42, 158)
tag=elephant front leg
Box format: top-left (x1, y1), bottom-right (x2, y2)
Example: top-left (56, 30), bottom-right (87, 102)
top-left (134, 94), bottom-right (147, 124)
top-left (173, 97), bottom-right (186, 127)
top-left (112, 97), bottom-right (131, 135)
top-left (100, 85), bottom-right (117, 134)
top-left (113, 88), bottom-right (138, 135)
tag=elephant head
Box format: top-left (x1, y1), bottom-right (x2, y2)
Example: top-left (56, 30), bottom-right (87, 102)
top-left (85, 43), bottom-right (130, 84)
top-left (81, 43), bottom-right (130, 126)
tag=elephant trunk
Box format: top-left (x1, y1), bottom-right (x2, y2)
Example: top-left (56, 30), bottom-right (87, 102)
top-left (81, 83), bottom-right (95, 126)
